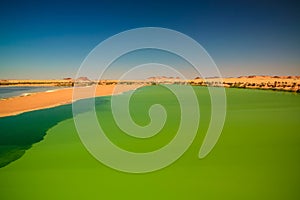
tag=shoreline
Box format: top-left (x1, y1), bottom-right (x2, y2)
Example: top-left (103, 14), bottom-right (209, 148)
top-left (1, 75), bottom-right (300, 118)
top-left (0, 84), bottom-right (142, 118)
top-left (0, 86), bottom-right (72, 100)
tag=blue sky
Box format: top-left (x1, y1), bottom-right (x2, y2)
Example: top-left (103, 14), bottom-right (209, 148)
top-left (0, 0), bottom-right (299, 79)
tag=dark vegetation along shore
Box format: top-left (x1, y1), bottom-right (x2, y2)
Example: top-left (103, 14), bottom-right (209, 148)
top-left (1, 75), bottom-right (300, 93)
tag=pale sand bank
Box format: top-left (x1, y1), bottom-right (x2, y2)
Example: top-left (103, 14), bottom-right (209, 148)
top-left (1, 76), bottom-right (299, 117)
top-left (0, 84), bottom-right (141, 118)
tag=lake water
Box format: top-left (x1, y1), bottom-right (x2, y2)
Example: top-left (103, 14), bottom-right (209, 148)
top-left (0, 85), bottom-right (299, 199)
top-left (0, 86), bottom-right (69, 99)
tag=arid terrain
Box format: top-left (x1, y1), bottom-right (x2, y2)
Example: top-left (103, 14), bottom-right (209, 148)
top-left (0, 84), bottom-right (141, 117)
top-left (1, 75), bottom-right (299, 92)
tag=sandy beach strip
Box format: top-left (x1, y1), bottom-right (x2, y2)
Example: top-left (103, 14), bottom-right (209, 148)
top-left (0, 84), bottom-right (141, 118)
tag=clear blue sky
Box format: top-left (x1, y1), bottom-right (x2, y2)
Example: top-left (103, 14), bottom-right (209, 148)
top-left (0, 0), bottom-right (299, 79)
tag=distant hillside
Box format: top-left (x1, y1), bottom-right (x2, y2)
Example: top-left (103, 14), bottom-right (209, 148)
top-left (75, 77), bottom-right (91, 82)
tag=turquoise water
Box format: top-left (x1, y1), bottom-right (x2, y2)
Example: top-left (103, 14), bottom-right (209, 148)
top-left (0, 86), bottom-right (299, 199)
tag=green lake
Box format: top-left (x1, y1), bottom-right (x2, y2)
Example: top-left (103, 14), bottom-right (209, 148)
top-left (0, 85), bottom-right (299, 199)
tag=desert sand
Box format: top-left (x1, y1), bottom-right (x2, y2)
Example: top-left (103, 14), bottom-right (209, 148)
top-left (192, 75), bottom-right (300, 92)
top-left (1, 75), bottom-right (299, 117)
top-left (0, 84), bottom-right (141, 118)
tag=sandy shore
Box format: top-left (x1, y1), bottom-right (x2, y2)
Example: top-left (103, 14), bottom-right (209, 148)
top-left (0, 84), bottom-right (141, 118)
top-left (1, 75), bottom-right (299, 117)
